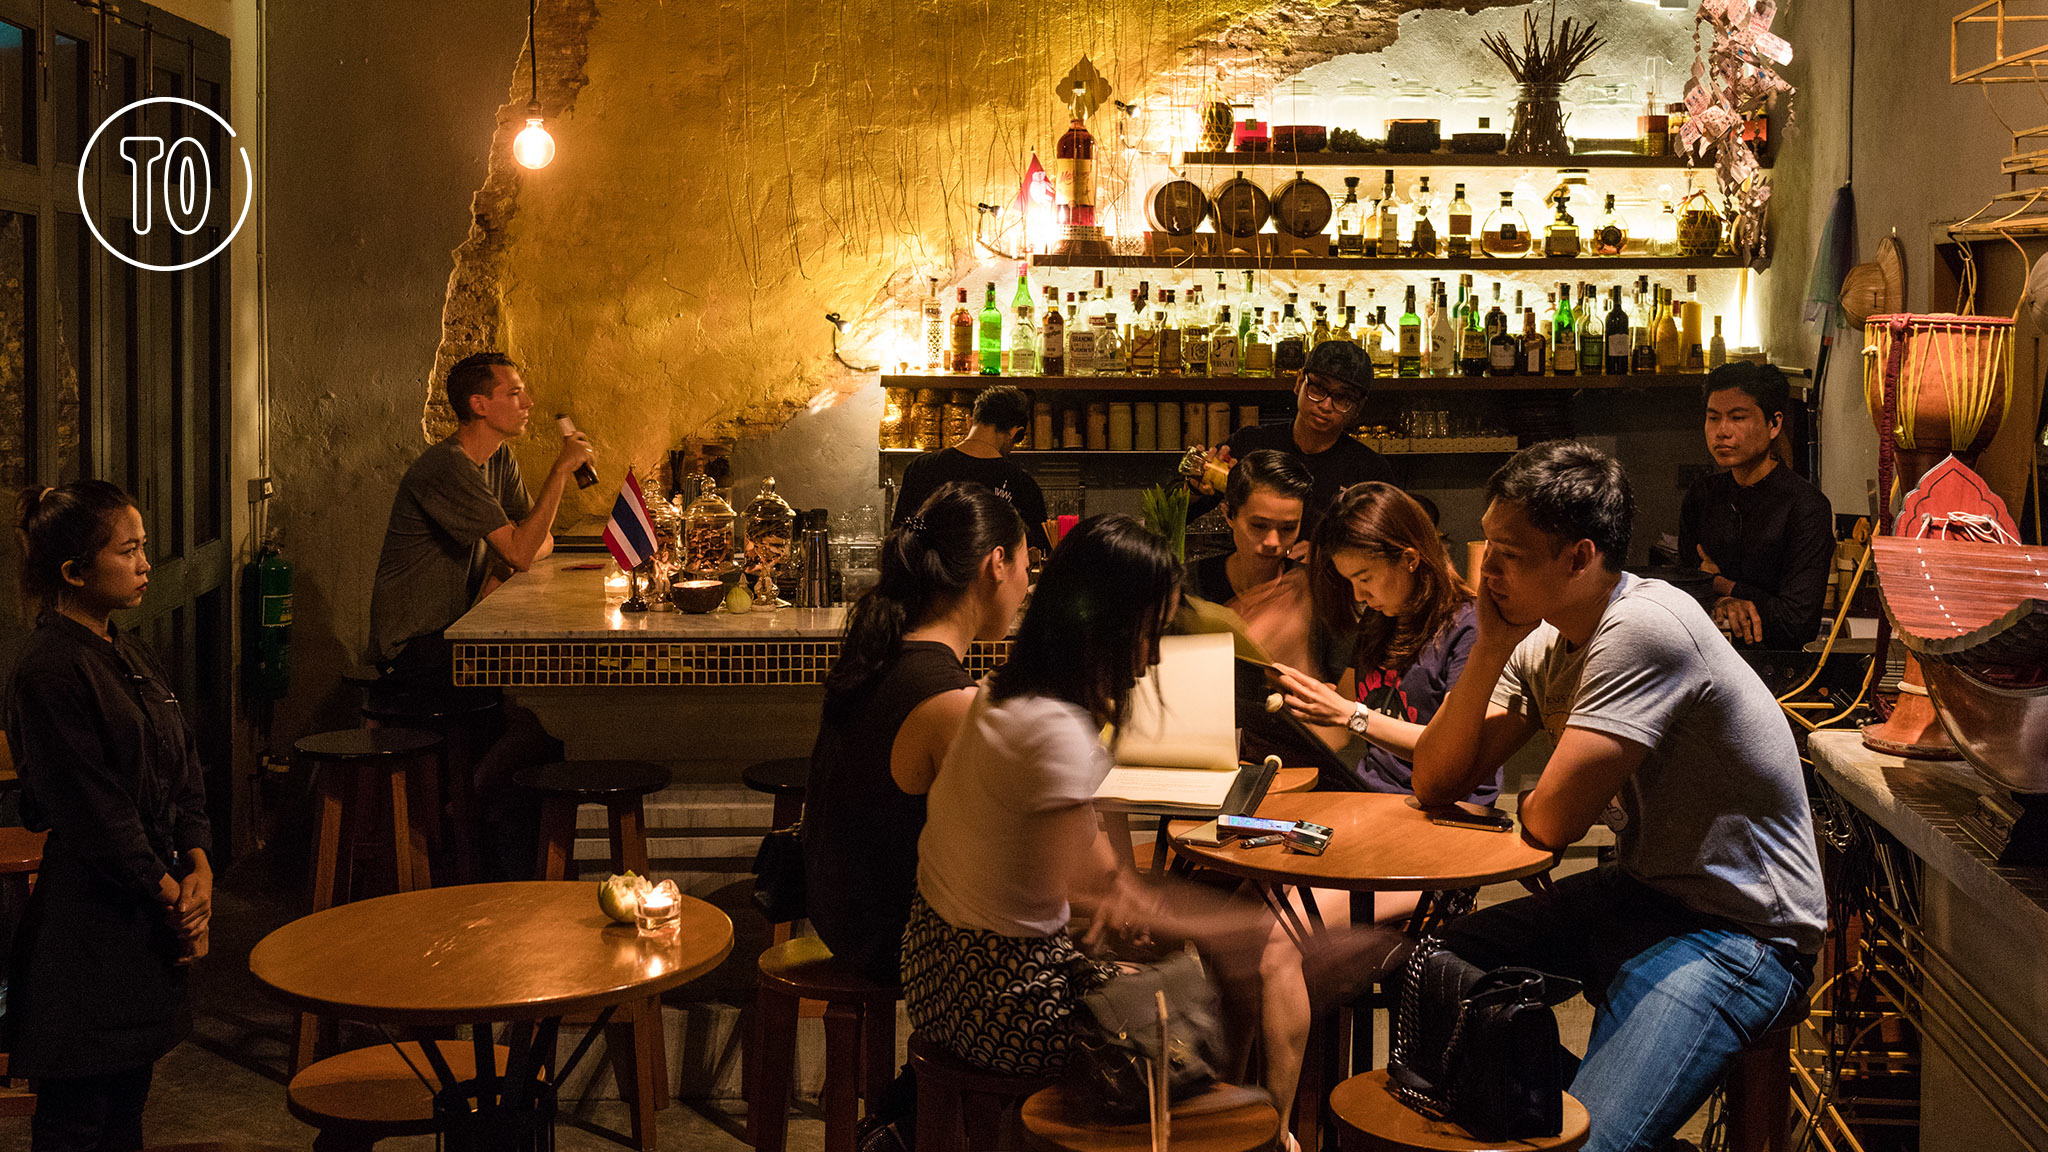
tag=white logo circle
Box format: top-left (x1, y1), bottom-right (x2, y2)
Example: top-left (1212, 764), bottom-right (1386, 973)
top-left (76, 96), bottom-right (253, 272)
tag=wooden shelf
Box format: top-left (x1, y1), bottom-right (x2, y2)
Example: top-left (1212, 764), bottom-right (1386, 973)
top-left (1375, 372), bottom-right (1707, 391)
top-left (881, 374), bottom-right (1294, 393)
top-left (880, 448), bottom-right (1183, 458)
top-left (1030, 253), bottom-right (1745, 272)
top-left (1176, 151), bottom-right (1768, 171)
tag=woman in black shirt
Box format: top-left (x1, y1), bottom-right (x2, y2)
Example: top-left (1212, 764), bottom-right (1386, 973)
top-left (5, 481), bottom-right (212, 1151)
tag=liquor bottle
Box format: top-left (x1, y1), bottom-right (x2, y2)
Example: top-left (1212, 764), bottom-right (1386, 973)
top-left (1244, 307), bottom-right (1273, 376)
top-left (1592, 194), bottom-right (1628, 257)
top-left (1397, 286), bottom-right (1423, 378)
top-left (978, 282), bottom-right (1004, 375)
top-left (1156, 299), bottom-right (1182, 376)
top-left (1538, 292), bottom-right (1553, 342)
top-left (1211, 305), bottom-right (1241, 376)
top-left (923, 277), bottom-right (945, 372)
top-left (1410, 176), bottom-right (1439, 257)
top-left (1336, 304), bottom-right (1355, 344)
top-left (1377, 169), bottom-right (1402, 258)
top-left (1459, 278), bottom-right (1488, 377)
top-left (1336, 176), bottom-right (1368, 258)
top-left (1521, 308), bottom-right (1546, 376)
top-left (1130, 310), bottom-right (1158, 374)
top-left (949, 287), bottom-right (975, 373)
top-left (1604, 286), bottom-right (1630, 375)
top-left (1042, 286), bottom-right (1066, 376)
top-left (1543, 190), bottom-right (1580, 258)
top-left (556, 416), bottom-right (600, 488)
top-left (1652, 191), bottom-right (1679, 257)
top-left (1630, 314), bottom-right (1657, 374)
top-left (1488, 307), bottom-right (1519, 377)
top-left (1429, 284), bottom-right (1456, 377)
top-left (1373, 307), bottom-right (1398, 371)
top-left (1066, 291), bottom-right (1095, 374)
top-left (1310, 304), bottom-right (1331, 350)
top-left (1482, 192), bottom-right (1531, 257)
top-left (1447, 183), bottom-right (1475, 258)
top-left (1183, 287), bottom-right (1211, 376)
top-left (1708, 315), bottom-right (1728, 369)
top-left (1054, 81), bottom-right (1096, 230)
top-left (1551, 283), bottom-right (1577, 376)
top-left (1680, 275), bottom-right (1705, 371)
top-left (1484, 282), bottom-right (1506, 341)
top-left (1274, 297), bottom-right (1308, 375)
top-left (1579, 284), bottom-right (1605, 375)
top-left (1009, 268), bottom-right (1038, 375)
top-left (1097, 312), bottom-right (1126, 374)
top-left (1652, 286), bottom-right (1682, 372)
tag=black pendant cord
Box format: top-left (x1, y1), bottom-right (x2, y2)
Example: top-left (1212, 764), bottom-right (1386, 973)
top-left (529, 0), bottom-right (540, 109)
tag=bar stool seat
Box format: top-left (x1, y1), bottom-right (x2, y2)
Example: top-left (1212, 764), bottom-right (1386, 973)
top-left (0, 825), bottom-right (46, 874)
top-left (1329, 1069), bottom-right (1589, 1152)
top-left (909, 1031), bottom-right (1061, 1152)
top-left (752, 936), bottom-right (902, 1152)
top-left (1021, 1082), bottom-right (1283, 1152)
top-left (517, 759), bottom-right (673, 1151)
top-left (742, 756), bottom-right (809, 832)
top-left (287, 1040), bottom-right (509, 1151)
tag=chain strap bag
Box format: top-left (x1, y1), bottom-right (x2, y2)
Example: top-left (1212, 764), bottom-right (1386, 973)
top-left (1068, 949), bottom-right (1228, 1124)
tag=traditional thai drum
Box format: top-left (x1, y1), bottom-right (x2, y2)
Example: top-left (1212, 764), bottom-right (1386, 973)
top-left (1861, 313), bottom-right (2012, 480)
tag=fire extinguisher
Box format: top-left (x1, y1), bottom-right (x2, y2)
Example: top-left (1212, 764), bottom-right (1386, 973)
top-left (248, 543), bottom-right (292, 701)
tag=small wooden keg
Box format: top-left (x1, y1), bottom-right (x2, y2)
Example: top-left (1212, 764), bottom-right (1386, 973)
top-left (1271, 171), bottom-right (1333, 239)
top-left (1146, 179), bottom-right (1210, 236)
top-left (1211, 172), bottom-right (1271, 240)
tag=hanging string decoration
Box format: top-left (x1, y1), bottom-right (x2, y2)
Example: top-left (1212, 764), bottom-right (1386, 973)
top-left (1685, 0), bottom-right (1793, 269)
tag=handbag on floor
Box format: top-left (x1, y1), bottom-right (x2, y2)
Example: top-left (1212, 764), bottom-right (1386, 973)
top-left (1068, 948), bottom-right (1228, 1124)
top-left (1387, 937), bottom-right (1580, 1141)
top-left (750, 821), bottom-right (807, 923)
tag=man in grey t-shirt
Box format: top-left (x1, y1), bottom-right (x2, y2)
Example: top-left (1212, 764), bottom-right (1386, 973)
top-left (1407, 441), bottom-right (1825, 1152)
top-left (368, 351), bottom-right (591, 701)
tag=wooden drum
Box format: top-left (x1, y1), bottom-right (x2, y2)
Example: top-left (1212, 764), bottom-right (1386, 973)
top-left (1862, 313), bottom-right (2012, 478)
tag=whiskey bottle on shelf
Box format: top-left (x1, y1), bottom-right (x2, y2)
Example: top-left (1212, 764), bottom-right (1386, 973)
top-left (1544, 190), bottom-right (1580, 258)
top-left (1604, 286), bottom-right (1631, 375)
top-left (1377, 169), bottom-right (1402, 258)
top-left (1397, 286), bottom-right (1423, 378)
top-left (1521, 308), bottom-right (1546, 376)
top-left (1311, 304), bottom-right (1331, 350)
top-left (1211, 306), bottom-right (1241, 376)
top-left (1055, 80), bottom-right (1096, 232)
top-left (1630, 317), bottom-right (1657, 374)
top-left (1156, 294), bottom-right (1183, 375)
top-left (1459, 278), bottom-right (1488, 378)
top-left (1592, 194), bottom-right (1629, 257)
top-left (1551, 283), bottom-right (1577, 376)
top-left (1098, 313), bottom-right (1127, 375)
top-left (1488, 301), bottom-right (1520, 377)
top-left (1708, 315), bottom-right (1728, 369)
top-left (949, 287), bottom-right (975, 374)
top-left (1481, 192), bottom-right (1531, 257)
top-left (977, 282), bottom-right (1004, 376)
top-left (1370, 307), bottom-right (1397, 372)
top-left (1336, 176), bottom-right (1368, 258)
top-left (1651, 287), bottom-right (1682, 372)
top-left (1578, 284), bottom-right (1605, 374)
top-left (1009, 267), bottom-right (1038, 375)
top-left (1680, 275), bottom-right (1705, 371)
top-left (1446, 184), bottom-right (1475, 259)
top-left (1276, 297), bottom-right (1309, 375)
top-left (1334, 302), bottom-right (1355, 344)
top-left (1131, 311), bottom-right (1159, 374)
top-left (1065, 292), bottom-right (1094, 374)
top-left (1244, 307), bottom-right (1273, 376)
top-left (1410, 176), bottom-right (1439, 257)
top-left (1183, 288), bottom-right (1211, 377)
top-left (1484, 282), bottom-right (1507, 342)
top-left (1041, 286), bottom-right (1066, 376)
top-left (1429, 284), bottom-right (1456, 377)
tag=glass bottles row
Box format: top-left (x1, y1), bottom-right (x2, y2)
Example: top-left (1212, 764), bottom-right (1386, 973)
top-left (1331, 170), bottom-right (1690, 259)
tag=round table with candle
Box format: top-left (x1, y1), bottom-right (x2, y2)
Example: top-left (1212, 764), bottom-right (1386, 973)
top-left (251, 881), bottom-right (733, 1149)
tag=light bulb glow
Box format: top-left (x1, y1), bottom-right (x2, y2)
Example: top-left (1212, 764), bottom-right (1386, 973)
top-left (514, 116), bottom-right (556, 169)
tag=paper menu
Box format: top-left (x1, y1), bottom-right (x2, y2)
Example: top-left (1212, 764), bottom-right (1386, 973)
top-left (1111, 632), bottom-right (1239, 772)
top-left (1094, 767), bottom-right (1238, 809)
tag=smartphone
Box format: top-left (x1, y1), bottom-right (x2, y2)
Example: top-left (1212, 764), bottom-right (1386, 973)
top-left (1218, 814), bottom-right (1297, 838)
top-left (1428, 808), bottom-right (1515, 833)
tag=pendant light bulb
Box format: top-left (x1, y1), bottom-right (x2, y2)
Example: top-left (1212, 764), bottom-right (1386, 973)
top-left (514, 107), bottom-right (556, 170)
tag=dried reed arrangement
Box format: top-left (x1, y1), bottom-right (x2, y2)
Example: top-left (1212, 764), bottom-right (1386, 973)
top-left (1484, 5), bottom-right (1606, 156)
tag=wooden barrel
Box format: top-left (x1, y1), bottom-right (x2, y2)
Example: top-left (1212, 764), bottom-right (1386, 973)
top-left (1271, 171), bottom-right (1332, 238)
top-left (1211, 173), bottom-right (1271, 240)
top-left (1146, 179), bottom-right (1210, 235)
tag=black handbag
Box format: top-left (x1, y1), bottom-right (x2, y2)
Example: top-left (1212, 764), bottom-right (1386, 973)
top-left (1068, 949), bottom-right (1229, 1124)
top-left (1387, 937), bottom-right (1580, 1142)
top-left (750, 822), bottom-right (807, 923)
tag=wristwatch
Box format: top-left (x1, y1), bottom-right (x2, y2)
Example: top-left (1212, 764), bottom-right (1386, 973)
top-left (1346, 702), bottom-right (1372, 738)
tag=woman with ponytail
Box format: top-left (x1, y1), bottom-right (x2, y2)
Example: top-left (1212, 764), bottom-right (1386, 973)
top-left (6, 482), bottom-right (212, 1150)
top-left (804, 481), bottom-right (1028, 986)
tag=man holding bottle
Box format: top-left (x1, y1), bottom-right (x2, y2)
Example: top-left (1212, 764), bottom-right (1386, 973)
top-left (1186, 340), bottom-right (1395, 542)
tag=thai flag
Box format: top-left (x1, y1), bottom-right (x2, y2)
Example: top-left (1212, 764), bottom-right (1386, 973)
top-left (602, 470), bottom-right (659, 571)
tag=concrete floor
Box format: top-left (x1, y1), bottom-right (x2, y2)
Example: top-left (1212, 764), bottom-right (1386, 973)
top-left (0, 813), bottom-right (1709, 1151)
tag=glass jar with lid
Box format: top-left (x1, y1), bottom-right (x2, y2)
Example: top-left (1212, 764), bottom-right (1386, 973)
top-left (680, 474), bottom-right (738, 578)
top-left (742, 477), bottom-right (796, 581)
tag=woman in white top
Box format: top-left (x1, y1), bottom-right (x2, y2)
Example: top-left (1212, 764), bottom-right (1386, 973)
top-left (906, 514), bottom-right (1365, 1119)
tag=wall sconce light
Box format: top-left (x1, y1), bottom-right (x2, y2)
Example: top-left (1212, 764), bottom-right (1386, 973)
top-left (514, 0), bottom-right (556, 169)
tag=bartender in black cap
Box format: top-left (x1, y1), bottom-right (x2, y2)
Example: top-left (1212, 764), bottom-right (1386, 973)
top-left (1188, 340), bottom-right (1395, 541)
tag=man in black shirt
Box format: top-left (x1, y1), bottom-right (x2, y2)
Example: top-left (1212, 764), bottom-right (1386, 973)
top-left (1677, 362), bottom-right (1835, 649)
top-left (1188, 341), bottom-right (1395, 540)
top-left (892, 385), bottom-right (1051, 554)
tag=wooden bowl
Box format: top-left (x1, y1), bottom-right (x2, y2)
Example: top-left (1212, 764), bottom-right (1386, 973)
top-left (670, 580), bottom-right (727, 613)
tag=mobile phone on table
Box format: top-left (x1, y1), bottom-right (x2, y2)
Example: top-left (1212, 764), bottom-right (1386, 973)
top-left (1428, 807), bottom-right (1515, 833)
top-left (1218, 814), bottom-right (1296, 841)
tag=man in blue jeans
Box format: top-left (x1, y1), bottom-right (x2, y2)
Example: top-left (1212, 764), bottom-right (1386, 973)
top-left (1408, 440), bottom-right (1826, 1152)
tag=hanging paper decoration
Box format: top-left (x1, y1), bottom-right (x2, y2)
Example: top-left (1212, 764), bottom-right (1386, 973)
top-left (1685, 0), bottom-right (1793, 269)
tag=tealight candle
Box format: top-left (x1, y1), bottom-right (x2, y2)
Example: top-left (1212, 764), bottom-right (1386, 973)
top-left (635, 880), bottom-right (681, 935)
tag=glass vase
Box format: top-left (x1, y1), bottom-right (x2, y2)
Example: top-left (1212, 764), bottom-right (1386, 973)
top-left (1508, 81), bottom-right (1570, 156)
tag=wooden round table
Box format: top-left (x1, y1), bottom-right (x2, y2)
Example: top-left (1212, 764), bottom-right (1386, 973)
top-left (251, 881), bottom-right (733, 1148)
top-left (1174, 793), bottom-right (1556, 1152)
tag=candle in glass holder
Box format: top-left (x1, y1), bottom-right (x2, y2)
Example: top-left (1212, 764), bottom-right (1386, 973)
top-left (635, 879), bottom-right (682, 934)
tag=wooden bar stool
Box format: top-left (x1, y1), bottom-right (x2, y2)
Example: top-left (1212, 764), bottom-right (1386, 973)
top-left (909, 1032), bottom-right (1060, 1152)
top-left (361, 694), bottom-right (498, 885)
top-left (1021, 1082), bottom-right (1283, 1152)
top-left (287, 1039), bottom-right (509, 1152)
top-left (751, 936), bottom-right (902, 1152)
top-left (1328, 1069), bottom-right (1589, 1152)
top-left (1726, 1026), bottom-right (1797, 1152)
top-left (292, 727), bottom-right (443, 1073)
top-left (516, 759), bottom-right (673, 1151)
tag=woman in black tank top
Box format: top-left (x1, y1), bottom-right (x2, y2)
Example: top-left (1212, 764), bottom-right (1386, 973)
top-left (803, 482), bottom-right (1027, 986)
